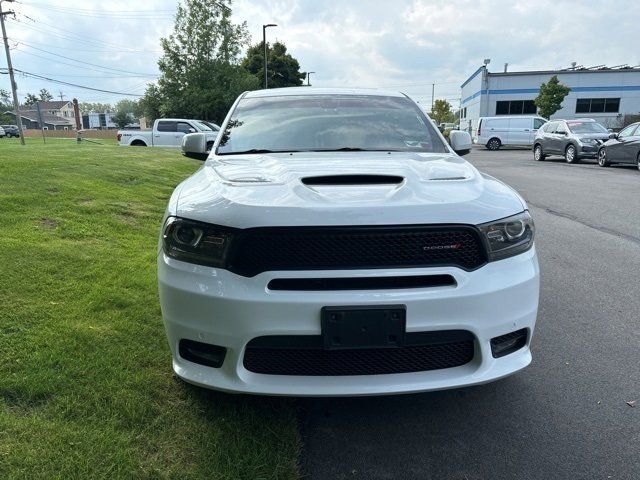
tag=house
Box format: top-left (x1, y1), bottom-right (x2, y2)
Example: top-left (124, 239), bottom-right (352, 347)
top-left (4, 109), bottom-right (75, 130)
top-left (459, 64), bottom-right (640, 135)
top-left (4, 100), bottom-right (79, 130)
top-left (38, 100), bottom-right (76, 119)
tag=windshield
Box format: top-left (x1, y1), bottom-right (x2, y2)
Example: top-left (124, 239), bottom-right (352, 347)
top-left (216, 94), bottom-right (448, 155)
top-left (192, 120), bottom-right (218, 132)
top-left (567, 121), bottom-right (608, 134)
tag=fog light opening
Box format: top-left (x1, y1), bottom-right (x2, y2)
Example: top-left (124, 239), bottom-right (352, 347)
top-left (179, 339), bottom-right (227, 368)
top-left (490, 329), bottom-right (527, 358)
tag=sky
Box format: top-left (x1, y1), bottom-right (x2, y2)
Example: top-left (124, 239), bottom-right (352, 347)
top-left (2, 0), bottom-right (639, 109)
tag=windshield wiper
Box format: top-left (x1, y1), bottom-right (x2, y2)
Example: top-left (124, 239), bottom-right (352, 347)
top-left (306, 147), bottom-right (402, 152)
top-left (218, 149), bottom-right (300, 155)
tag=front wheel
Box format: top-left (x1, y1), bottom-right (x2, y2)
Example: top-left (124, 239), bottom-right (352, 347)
top-left (565, 144), bottom-right (578, 163)
top-left (597, 148), bottom-right (609, 167)
top-left (533, 144), bottom-right (546, 161)
top-left (637, 152), bottom-right (640, 172)
top-left (486, 138), bottom-right (501, 151)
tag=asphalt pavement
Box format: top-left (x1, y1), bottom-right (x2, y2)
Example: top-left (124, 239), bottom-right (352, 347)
top-left (299, 147), bottom-right (640, 480)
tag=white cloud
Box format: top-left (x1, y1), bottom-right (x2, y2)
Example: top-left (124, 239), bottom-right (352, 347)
top-left (2, 0), bottom-right (638, 106)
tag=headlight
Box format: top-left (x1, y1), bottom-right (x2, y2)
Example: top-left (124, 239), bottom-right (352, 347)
top-left (579, 138), bottom-right (597, 145)
top-left (478, 211), bottom-right (535, 261)
top-left (162, 216), bottom-right (233, 268)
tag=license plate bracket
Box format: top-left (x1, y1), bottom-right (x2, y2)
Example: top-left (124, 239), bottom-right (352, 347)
top-left (321, 305), bottom-right (406, 350)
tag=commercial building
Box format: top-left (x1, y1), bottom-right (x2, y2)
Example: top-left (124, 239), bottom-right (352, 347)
top-left (459, 65), bottom-right (640, 135)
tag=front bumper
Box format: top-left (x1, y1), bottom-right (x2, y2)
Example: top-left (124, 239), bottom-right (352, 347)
top-left (578, 144), bottom-right (600, 158)
top-left (158, 247), bottom-right (540, 396)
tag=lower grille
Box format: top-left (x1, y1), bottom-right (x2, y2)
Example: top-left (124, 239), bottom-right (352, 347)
top-left (243, 331), bottom-right (475, 376)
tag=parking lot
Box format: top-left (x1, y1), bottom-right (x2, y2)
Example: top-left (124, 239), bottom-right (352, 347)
top-left (300, 147), bottom-right (640, 479)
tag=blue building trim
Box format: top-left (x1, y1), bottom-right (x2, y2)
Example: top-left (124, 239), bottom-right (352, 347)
top-left (462, 90), bottom-right (486, 104)
top-left (487, 88), bottom-right (539, 94)
top-left (462, 85), bottom-right (640, 105)
top-left (460, 66), bottom-right (485, 88)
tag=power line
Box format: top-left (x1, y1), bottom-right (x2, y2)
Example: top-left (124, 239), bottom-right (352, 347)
top-left (14, 69), bottom-right (146, 96)
top-left (11, 71), bottom-right (157, 78)
top-left (13, 48), bottom-right (157, 76)
top-left (8, 17), bottom-right (156, 52)
top-left (21, 1), bottom-right (176, 14)
top-left (14, 41), bottom-right (157, 75)
top-left (8, 36), bottom-right (162, 53)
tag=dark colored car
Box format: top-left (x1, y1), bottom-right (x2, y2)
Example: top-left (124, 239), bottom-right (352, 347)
top-left (1, 125), bottom-right (20, 138)
top-left (597, 122), bottom-right (640, 170)
top-left (533, 118), bottom-right (610, 163)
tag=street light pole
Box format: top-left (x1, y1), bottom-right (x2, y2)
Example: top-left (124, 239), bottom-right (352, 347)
top-left (0, 0), bottom-right (25, 145)
top-left (262, 23), bottom-right (277, 89)
top-left (307, 71), bottom-right (315, 86)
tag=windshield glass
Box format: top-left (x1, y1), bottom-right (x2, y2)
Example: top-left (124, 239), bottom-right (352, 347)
top-left (192, 120), bottom-right (217, 131)
top-left (567, 121), bottom-right (608, 134)
top-left (216, 94), bottom-right (448, 155)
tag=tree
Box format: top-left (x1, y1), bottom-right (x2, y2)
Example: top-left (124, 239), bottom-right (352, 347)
top-left (139, 84), bottom-right (163, 123)
top-left (150, 0), bottom-right (259, 123)
top-left (24, 93), bottom-right (39, 106)
top-left (112, 110), bottom-right (132, 128)
top-left (115, 99), bottom-right (142, 118)
top-left (429, 99), bottom-right (456, 125)
top-left (79, 102), bottom-right (113, 113)
top-left (39, 89), bottom-right (53, 102)
top-left (241, 41), bottom-right (305, 88)
top-left (0, 88), bottom-right (10, 106)
top-left (23, 89), bottom-right (55, 106)
top-left (534, 75), bottom-right (571, 118)
top-left (0, 89), bottom-right (12, 124)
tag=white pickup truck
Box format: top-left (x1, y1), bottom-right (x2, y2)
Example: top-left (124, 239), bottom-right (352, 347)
top-left (117, 118), bottom-right (220, 149)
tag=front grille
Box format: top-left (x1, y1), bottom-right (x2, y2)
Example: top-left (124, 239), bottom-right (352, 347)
top-left (228, 225), bottom-right (486, 277)
top-left (243, 330), bottom-right (475, 376)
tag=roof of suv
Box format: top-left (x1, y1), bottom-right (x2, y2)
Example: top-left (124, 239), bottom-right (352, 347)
top-left (244, 87), bottom-right (406, 99)
top-left (554, 118), bottom-right (597, 123)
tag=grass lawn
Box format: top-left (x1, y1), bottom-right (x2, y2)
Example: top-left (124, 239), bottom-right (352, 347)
top-left (0, 138), bottom-right (299, 479)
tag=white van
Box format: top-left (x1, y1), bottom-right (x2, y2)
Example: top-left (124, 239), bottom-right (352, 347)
top-left (477, 116), bottom-right (547, 150)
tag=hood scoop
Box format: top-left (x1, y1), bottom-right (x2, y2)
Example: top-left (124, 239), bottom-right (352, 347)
top-left (301, 174), bottom-right (404, 186)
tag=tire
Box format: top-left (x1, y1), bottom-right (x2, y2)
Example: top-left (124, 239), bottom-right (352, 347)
top-left (637, 152), bottom-right (640, 172)
top-left (565, 144), bottom-right (578, 163)
top-left (533, 144), bottom-right (546, 161)
top-left (597, 147), bottom-right (609, 167)
top-left (486, 138), bottom-right (501, 151)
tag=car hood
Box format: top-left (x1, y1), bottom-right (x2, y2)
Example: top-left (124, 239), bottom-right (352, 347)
top-left (576, 133), bottom-right (610, 141)
top-left (174, 152), bottom-right (526, 228)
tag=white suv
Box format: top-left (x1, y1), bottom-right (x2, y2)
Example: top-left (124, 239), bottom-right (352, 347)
top-left (158, 88), bottom-right (540, 396)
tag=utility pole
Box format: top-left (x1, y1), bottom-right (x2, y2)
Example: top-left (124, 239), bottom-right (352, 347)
top-left (262, 23), bottom-right (277, 89)
top-left (0, 0), bottom-right (25, 145)
top-left (307, 71), bottom-right (315, 86)
top-left (431, 83), bottom-right (435, 111)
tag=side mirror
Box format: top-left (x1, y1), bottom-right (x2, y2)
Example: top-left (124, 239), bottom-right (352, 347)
top-left (188, 127), bottom-right (196, 133)
top-left (449, 130), bottom-right (472, 156)
top-left (609, 132), bottom-right (618, 139)
top-left (181, 132), bottom-right (209, 161)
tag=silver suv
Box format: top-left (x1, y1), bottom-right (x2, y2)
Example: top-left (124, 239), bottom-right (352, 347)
top-left (533, 118), bottom-right (611, 163)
